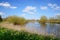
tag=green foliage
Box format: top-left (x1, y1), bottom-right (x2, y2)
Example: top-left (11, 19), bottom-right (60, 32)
top-left (39, 16), bottom-right (47, 24)
top-left (38, 15), bottom-right (60, 24)
top-left (6, 16), bottom-right (27, 25)
top-left (0, 27), bottom-right (60, 40)
top-left (49, 17), bottom-right (55, 23)
top-left (48, 17), bottom-right (60, 24)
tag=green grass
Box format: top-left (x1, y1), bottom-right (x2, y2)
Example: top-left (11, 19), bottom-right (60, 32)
top-left (0, 27), bottom-right (60, 40)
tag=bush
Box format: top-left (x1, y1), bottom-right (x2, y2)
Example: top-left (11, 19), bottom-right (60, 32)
top-left (6, 16), bottom-right (27, 25)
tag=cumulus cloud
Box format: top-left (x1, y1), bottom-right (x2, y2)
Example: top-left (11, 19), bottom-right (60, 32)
top-left (22, 6), bottom-right (37, 14)
top-left (0, 2), bottom-right (17, 9)
top-left (40, 6), bottom-right (47, 10)
top-left (48, 3), bottom-right (60, 10)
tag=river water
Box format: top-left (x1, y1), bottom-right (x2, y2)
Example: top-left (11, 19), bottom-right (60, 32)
top-left (24, 22), bottom-right (60, 37)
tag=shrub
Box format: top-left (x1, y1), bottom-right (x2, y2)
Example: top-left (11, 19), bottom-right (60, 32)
top-left (6, 16), bottom-right (27, 25)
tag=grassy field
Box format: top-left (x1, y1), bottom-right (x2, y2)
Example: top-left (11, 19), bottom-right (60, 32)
top-left (0, 27), bottom-right (60, 40)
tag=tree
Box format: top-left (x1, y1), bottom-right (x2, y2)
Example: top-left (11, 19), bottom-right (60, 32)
top-left (55, 15), bottom-right (60, 23)
top-left (39, 16), bottom-right (47, 24)
top-left (49, 17), bottom-right (55, 23)
top-left (6, 16), bottom-right (27, 25)
top-left (56, 15), bottom-right (60, 19)
top-left (0, 15), bottom-right (2, 22)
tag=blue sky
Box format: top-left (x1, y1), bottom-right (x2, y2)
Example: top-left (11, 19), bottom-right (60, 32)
top-left (0, 0), bottom-right (60, 20)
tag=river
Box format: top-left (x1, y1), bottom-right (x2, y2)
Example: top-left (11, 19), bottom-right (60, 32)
top-left (24, 22), bottom-right (60, 37)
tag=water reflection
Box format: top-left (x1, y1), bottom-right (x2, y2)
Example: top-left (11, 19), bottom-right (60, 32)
top-left (25, 22), bottom-right (60, 37)
top-left (47, 24), bottom-right (56, 35)
top-left (40, 23), bottom-right (47, 35)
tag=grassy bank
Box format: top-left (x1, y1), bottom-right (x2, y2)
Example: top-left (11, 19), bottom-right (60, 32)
top-left (0, 27), bottom-right (60, 40)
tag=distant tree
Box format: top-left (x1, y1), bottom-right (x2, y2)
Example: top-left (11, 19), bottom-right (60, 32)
top-left (56, 15), bottom-right (60, 19)
top-left (0, 15), bottom-right (2, 22)
top-left (49, 17), bottom-right (56, 23)
top-left (55, 15), bottom-right (60, 23)
top-left (39, 16), bottom-right (47, 24)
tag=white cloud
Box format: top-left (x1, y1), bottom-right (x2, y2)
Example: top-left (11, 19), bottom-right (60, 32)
top-left (22, 6), bottom-right (36, 14)
top-left (40, 6), bottom-right (47, 10)
top-left (10, 6), bottom-right (17, 9)
top-left (48, 3), bottom-right (60, 10)
top-left (0, 12), bottom-right (4, 15)
top-left (0, 2), bottom-right (17, 9)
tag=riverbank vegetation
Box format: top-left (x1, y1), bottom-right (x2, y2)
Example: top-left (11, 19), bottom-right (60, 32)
top-left (0, 15), bottom-right (60, 25)
top-left (0, 15), bottom-right (60, 40)
top-left (0, 15), bottom-right (28, 25)
top-left (39, 16), bottom-right (47, 24)
top-left (0, 27), bottom-right (60, 40)
top-left (39, 16), bottom-right (60, 24)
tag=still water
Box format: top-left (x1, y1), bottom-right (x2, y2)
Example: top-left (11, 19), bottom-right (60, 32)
top-left (25, 22), bottom-right (60, 37)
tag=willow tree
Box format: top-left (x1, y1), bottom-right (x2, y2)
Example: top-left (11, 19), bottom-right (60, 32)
top-left (39, 16), bottom-right (47, 24)
top-left (6, 16), bottom-right (27, 25)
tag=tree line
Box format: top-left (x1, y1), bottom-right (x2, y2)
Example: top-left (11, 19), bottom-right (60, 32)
top-left (39, 16), bottom-right (60, 24)
top-left (0, 15), bottom-right (60, 25)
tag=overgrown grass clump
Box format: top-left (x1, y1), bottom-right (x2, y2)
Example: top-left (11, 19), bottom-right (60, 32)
top-left (0, 27), bottom-right (60, 40)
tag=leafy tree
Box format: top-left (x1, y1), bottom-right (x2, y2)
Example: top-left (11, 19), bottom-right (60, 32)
top-left (56, 15), bottom-right (60, 19)
top-left (6, 16), bottom-right (27, 25)
top-left (49, 17), bottom-right (55, 23)
top-left (54, 15), bottom-right (60, 23)
top-left (39, 16), bottom-right (47, 24)
top-left (0, 15), bottom-right (2, 22)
